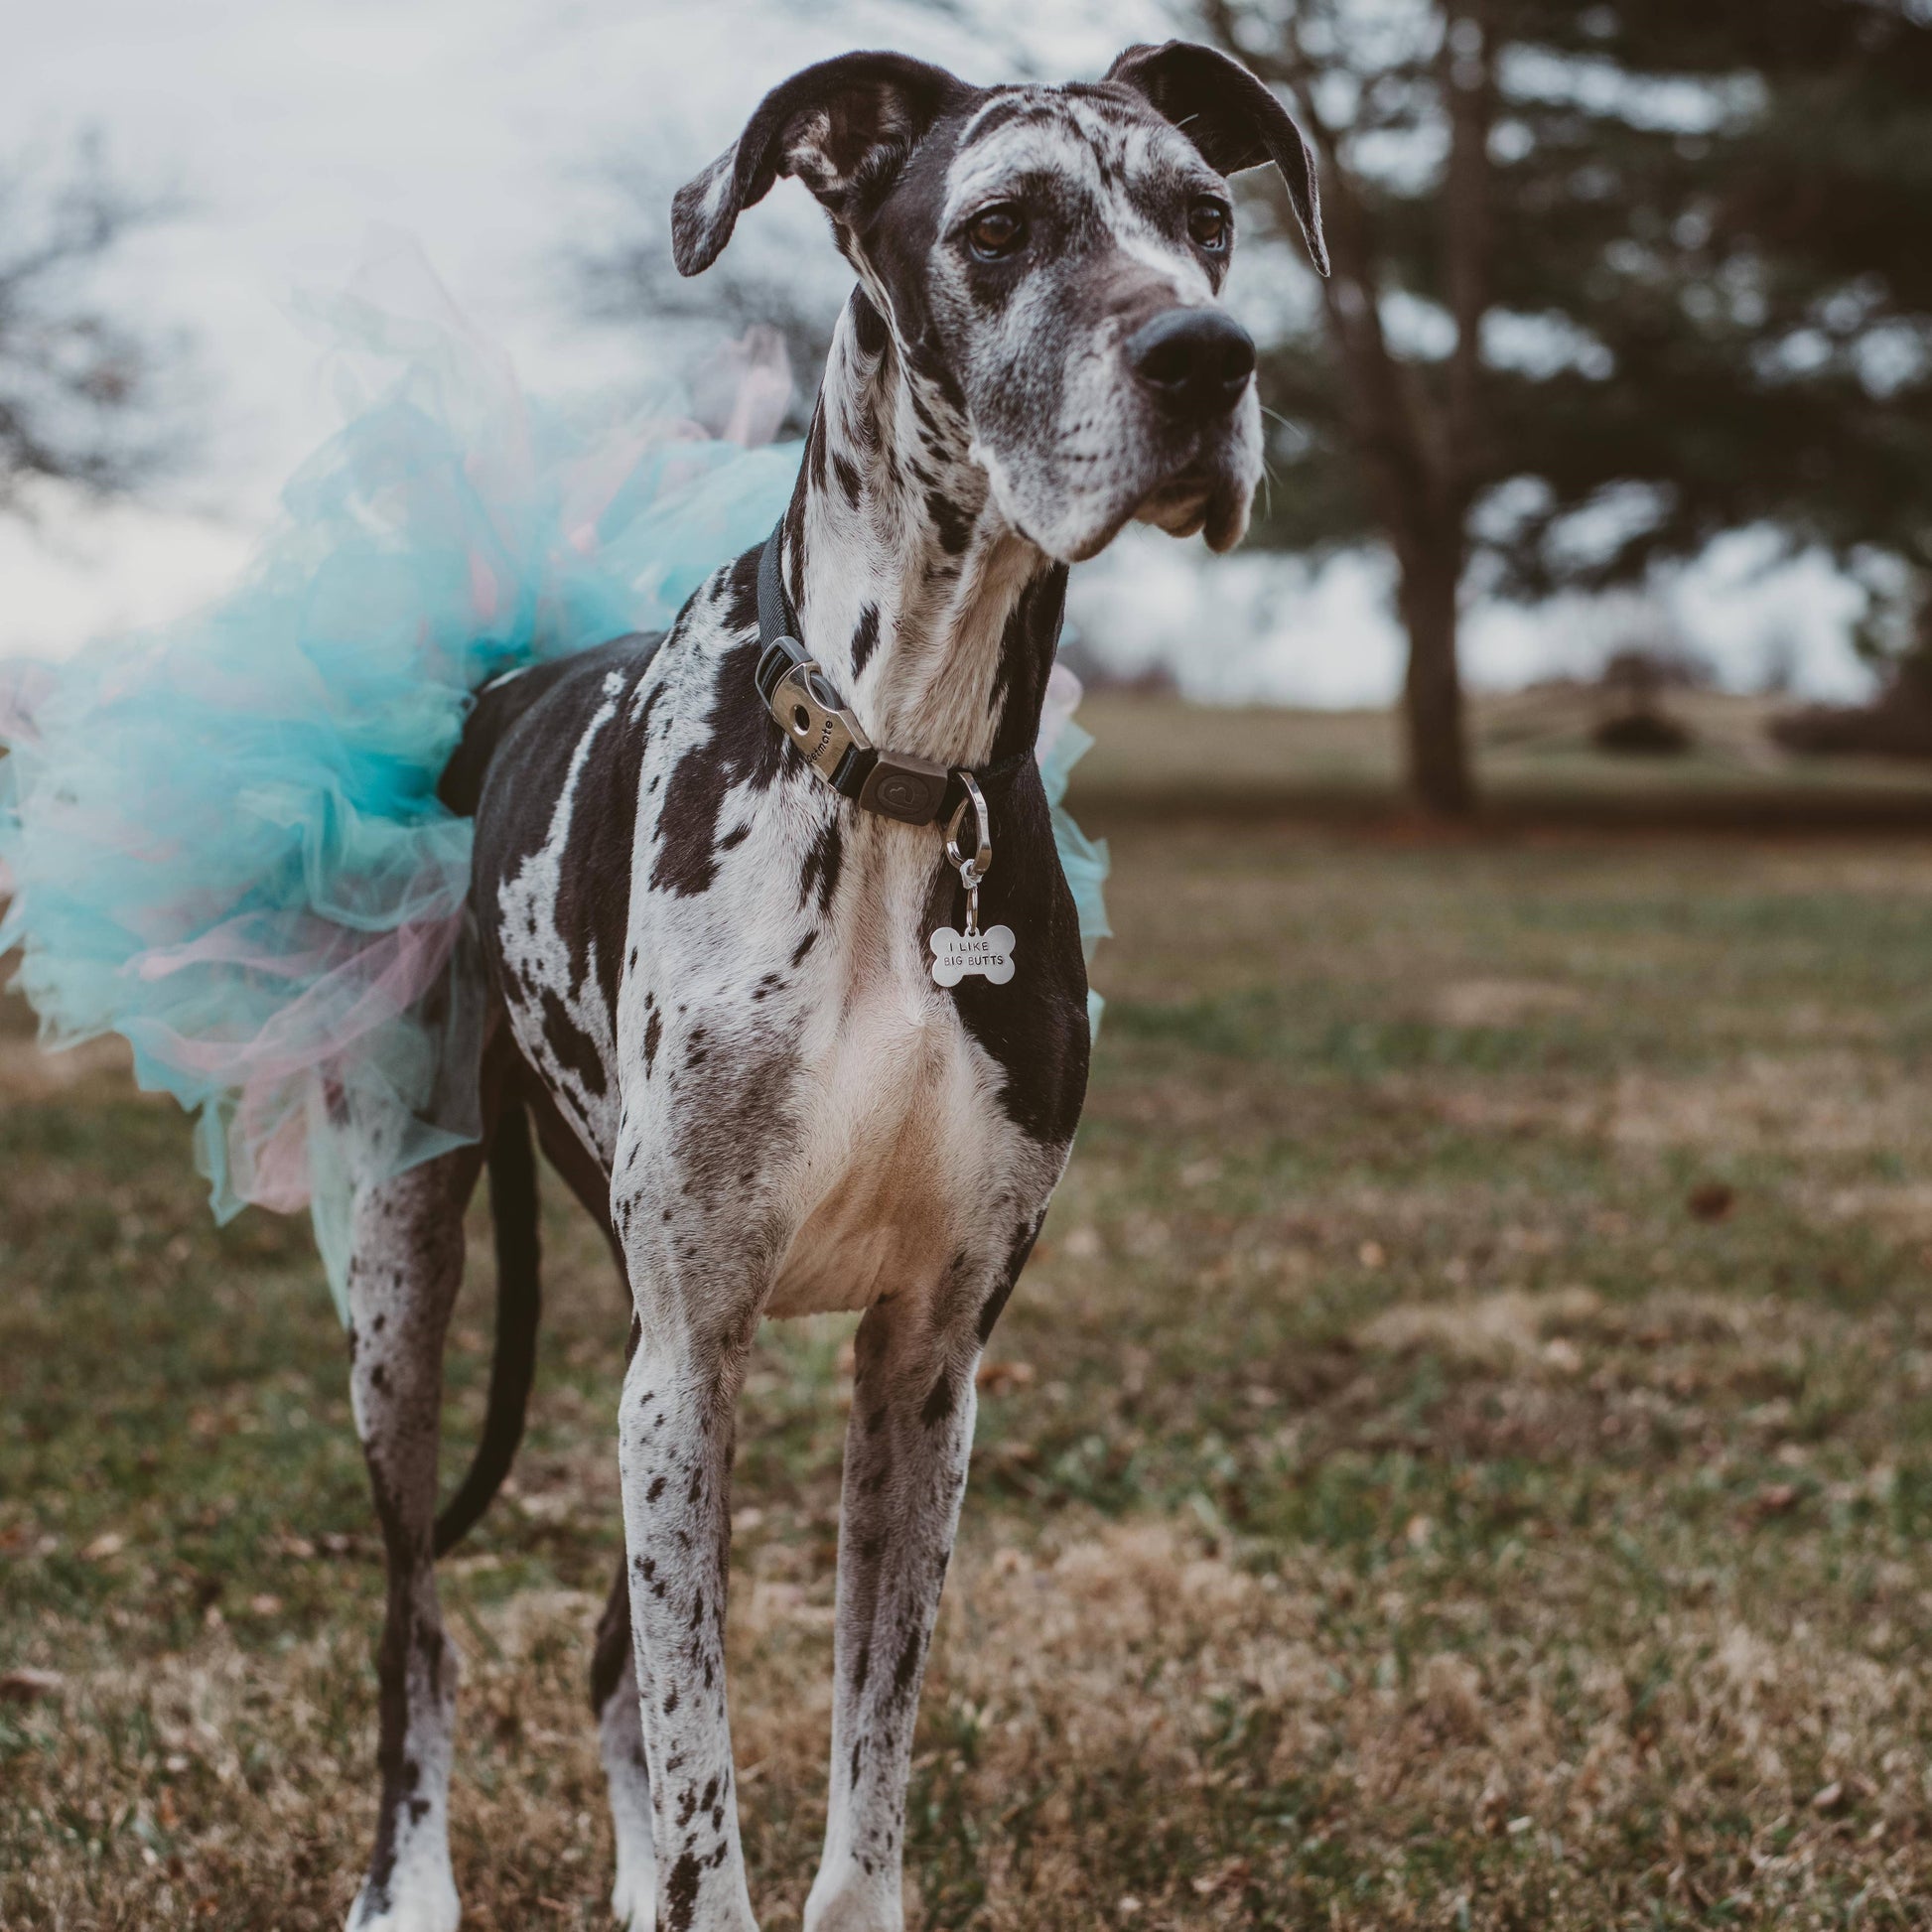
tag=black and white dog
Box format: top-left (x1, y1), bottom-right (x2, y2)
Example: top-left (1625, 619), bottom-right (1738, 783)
top-left (339, 42), bottom-right (1325, 1932)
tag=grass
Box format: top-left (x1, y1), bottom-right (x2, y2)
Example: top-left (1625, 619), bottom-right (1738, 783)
top-left (8, 820), bottom-right (1932, 1928)
top-left (1066, 691), bottom-right (1932, 822)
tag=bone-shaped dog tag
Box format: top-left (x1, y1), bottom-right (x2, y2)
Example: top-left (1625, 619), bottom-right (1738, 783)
top-left (929, 923), bottom-right (1016, 987)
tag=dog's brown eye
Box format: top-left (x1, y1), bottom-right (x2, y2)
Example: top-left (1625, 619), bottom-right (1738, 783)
top-left (967, 206), bottom-right (1027, 259)
top-left (1188, 202), bottom-right (1231, 250)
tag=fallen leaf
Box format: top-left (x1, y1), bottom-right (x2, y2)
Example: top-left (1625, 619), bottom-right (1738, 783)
top-left (82, 1531), bottom-right (125, 1561)
top-left (1812, 1780), bottom-right (1845, 1814)
top-left (0, 1668), bottom-right (65, 1704)
top-left (976, 1360), bottom-right (1035, 1396)
top-left (1688, 1181), bottom-right (1735, 1222)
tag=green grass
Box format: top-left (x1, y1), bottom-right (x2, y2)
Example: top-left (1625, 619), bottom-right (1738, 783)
top-left (7, 823), bottom-right (1932, 1928)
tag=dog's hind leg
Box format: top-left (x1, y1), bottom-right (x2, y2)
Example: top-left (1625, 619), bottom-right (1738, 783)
top-left (591, 1559), bottom-right (655, 1929)
top-left (343, 1145), bottom-right (483, 1932)
top-left (803, 1230), bottom-right (1036, 1932)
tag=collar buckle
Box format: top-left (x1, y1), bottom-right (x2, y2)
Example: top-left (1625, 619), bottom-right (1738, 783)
top-left (759, 634), bottom-right (872, 788)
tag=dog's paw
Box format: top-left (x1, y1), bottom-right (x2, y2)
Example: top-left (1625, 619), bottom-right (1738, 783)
top-left (610, 1860), bottom-right (655, 1931)
top-left (345, 1867), bottom-right (460, 1932)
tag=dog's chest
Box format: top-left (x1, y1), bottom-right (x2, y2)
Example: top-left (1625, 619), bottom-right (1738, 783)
top-left (633, 817), bottom-right (1035, 1319)
top-left (763, 886), bottom-right (1024, 1318)
top-left (473, 564), bottom-right (1089, 1312)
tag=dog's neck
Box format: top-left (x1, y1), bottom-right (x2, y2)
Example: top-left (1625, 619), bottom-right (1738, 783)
top-left (774, 291), bottom-right (1067, 772)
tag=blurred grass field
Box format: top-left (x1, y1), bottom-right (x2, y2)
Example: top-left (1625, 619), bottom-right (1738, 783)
top-left (8, 715), bottom-right (1932, 1928)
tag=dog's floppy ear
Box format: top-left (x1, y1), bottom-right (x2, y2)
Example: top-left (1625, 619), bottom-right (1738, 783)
top-left (1105, 41), bottom-right (1330, 278)
top-left (673, 51), bottom-right (967, 276)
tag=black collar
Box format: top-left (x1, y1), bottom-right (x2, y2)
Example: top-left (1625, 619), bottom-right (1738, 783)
top-left (753, 522), bottom-right (1032, 827)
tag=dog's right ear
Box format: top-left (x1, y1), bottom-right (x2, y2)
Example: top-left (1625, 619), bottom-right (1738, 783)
top-left (672, 52), bottom-right (967, 276)
top-left (1106, 41), bottom-right (1330, 277)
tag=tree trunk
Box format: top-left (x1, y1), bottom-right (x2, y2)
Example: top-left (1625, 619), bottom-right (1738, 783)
top-left (1398, 544), bottom-right (1476, 816)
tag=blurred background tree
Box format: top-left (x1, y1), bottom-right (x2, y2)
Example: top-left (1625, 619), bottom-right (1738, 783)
top-left (1192, 0), bottom-right (1932, 814)
top-left (575, 1), bottom-right (1932, 813)
top-left (0, 135), bottom-right (191, 516)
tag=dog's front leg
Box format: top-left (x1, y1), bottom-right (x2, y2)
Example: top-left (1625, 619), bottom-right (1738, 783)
top-left (343, 1149), bottom-right (481, 1932)
top-left (612, 1147), bottom-right (764, 1932)
top-left (804, 1256), bottom-right (1015, 1932)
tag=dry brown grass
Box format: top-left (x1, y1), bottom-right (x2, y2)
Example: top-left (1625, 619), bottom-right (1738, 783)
top-left (12, 1501), bottom-right (1931, 1929)
top-left (10, 823), bottom-right (1932, 1927)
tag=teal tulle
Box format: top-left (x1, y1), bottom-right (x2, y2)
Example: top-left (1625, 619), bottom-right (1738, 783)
top-left (1035, 681), bottom-right (1110, 1037)
top-left (0, 245), bottom-right (1109, 1311)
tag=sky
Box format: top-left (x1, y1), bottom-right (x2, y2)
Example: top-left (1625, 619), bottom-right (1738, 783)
top-left (0, 0), bottom-right (1877, 705)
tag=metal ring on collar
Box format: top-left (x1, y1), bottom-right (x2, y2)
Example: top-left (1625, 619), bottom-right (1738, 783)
top-left (944, 771), bottom-right (993, 884)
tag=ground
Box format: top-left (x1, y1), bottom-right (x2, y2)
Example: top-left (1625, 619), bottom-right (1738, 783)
top-left (7, 721), bottom-right (1932, 1928)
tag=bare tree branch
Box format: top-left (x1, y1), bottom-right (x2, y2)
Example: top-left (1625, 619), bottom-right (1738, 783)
top-left (0, 133), bottom-right (195, 516)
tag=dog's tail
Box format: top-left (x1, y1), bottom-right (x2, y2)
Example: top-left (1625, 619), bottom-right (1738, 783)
top-left (433, 1093), bottom-right (542, 1558)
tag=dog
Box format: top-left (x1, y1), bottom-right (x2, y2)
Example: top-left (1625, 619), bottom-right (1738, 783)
top-left (335, 42), bottom-right (1325, 1932)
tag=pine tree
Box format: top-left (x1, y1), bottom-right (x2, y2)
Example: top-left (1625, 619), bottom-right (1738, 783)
top-left (1190, 0), bottom-right (1932, 811)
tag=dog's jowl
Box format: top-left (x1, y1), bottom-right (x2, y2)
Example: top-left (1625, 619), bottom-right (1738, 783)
top-left (340, 42), bottom-right (1326, 1932)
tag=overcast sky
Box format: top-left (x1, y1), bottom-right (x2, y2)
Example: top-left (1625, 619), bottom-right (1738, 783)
top-left (2, 0), bottom-right (1874, 704)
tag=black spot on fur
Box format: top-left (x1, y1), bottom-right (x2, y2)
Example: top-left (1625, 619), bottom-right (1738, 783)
top-left (538, 987), bottom-right (607, 1098)
top-left (799, 816), bottom-right (844, 914)
top-left (466, 635), bottom-right (664, 1097)
top-left (925, 488), bottom-right (972, 555)
top-left (989, 565), bottom-right (1070, 761)
top-left (721, 546), bottom-right (761, 632)
top-left (643, 1006), bottom-right (663, 1074)
top-left (783, 492), bottom-right (807, 619)
top-left (893, 1627), bottom-right (922, 1700)
top-left (806, 408), bottom-right (829, 497)
top-left (920, 1374), bottom-right (956, 1428)
top-left (589, 1561), bottom-right (637, 1716)
top-left (790, 931), bottom-right (818, 967)
top-left (851, 287), bottom-right (890, 357)
top-left (832, 449), bottom-right (863, 507)
top-left (651, 632), bottom-right (788, 897)
top-left (850, 603), bottom-right (881, 678)
top-left (978, 1217), bottom-right (1042, 1342)
top-left (663, 1851), bottom-right (702, 1932)
top-left (923, 763), bottom-right (1089, 1148)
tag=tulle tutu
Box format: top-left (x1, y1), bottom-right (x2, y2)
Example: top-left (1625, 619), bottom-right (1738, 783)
top-left (0, 241), bottom-right (1109, 1311)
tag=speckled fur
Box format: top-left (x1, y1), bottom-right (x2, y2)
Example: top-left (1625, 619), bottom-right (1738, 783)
top-left (333, 42), bottom-right (1322, 1932)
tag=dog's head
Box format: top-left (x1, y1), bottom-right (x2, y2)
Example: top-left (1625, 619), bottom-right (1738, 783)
top-left (673, 43), bottom-right (1328, 562)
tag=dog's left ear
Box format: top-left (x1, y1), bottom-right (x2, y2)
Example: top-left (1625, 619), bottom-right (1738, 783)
top-left (1106, 41), bottom-right (1330, 277)
top-left (673, 51), bottom-right (968, 276)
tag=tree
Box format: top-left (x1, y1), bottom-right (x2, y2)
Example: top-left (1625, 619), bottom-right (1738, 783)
top-left (0, 136), bottom-right (190, 514)
top-left (1190, 0), bottom-right (1932, 813)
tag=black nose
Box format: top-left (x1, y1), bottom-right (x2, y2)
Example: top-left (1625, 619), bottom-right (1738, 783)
top-left (1126, 308), bottom-right (1256, 418)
